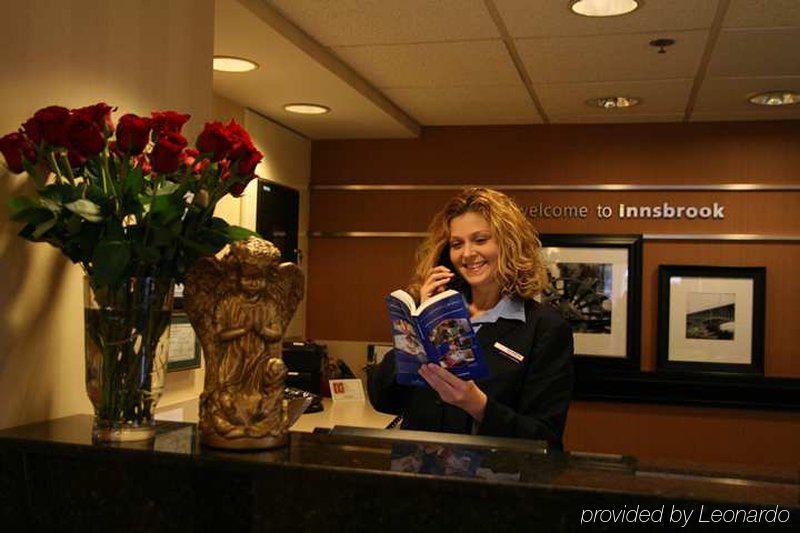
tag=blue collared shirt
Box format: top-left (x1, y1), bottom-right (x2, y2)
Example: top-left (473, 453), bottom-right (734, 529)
top-left (470, 295), bottom-right (526, 331)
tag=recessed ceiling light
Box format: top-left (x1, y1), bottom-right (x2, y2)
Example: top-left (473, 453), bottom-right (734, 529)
top-left (213, 56), bottom-right (258, 73)
top-left (748, 91), bottom-right (799, 106)
top-left (588, 96), bottom-right (641, 109)
top-left (283, 103), bottom-right (331, 115)
top-left (570, 0), bottom-right (639, 17)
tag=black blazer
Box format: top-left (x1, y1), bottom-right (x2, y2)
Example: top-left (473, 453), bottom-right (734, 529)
top-left (368, 299), bottom-right (574, 448)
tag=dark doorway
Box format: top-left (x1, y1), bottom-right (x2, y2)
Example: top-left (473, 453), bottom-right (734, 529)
top-left (256, 180), bottom-right (300, 264)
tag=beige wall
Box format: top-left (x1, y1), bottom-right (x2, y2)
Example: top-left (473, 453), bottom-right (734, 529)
top-left (0, 0), bottom-right (214, 429)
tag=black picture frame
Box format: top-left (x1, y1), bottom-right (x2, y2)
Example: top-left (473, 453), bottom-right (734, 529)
top-left (167, 313), bottom-right (202, 372)
top-left (539, 234), bottom-right (643, 370)
top-left (657, 265), bottom-right (766, 376)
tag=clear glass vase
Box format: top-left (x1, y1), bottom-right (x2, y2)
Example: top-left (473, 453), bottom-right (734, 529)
top-left (84, 276), bottom-right (174, 442)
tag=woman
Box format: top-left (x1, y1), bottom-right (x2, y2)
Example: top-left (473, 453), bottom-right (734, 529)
top-left (368, 188), bottom-right (574, 448)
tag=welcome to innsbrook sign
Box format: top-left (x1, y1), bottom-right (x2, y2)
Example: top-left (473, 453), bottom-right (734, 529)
top-left (522, 202), bottom-right (725, 220)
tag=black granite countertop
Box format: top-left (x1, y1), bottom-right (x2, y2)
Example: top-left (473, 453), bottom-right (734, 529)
top-left (1, 414), bottom-right (797, 507)
top-left (1, 415), bottom-right (798, 531)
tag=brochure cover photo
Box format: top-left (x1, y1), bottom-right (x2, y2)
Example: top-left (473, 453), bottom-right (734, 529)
top-left (385, 289), bottom-right (488, 387)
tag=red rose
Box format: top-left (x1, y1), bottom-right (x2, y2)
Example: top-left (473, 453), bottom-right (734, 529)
top-left (196, 121), bottom-right (234, 161)
top-left (116, 114), bottom-right (152, 155)
top-left (218, 159), bottom-right (231, 182)
top-left (229, 180), bottom-right (249, 197)
top-left (150, 131), bottom-right (188, 174)
top-left (150, 111), bottom-right (190, 135)
top-left (72, 102), bottom-right (116, 135)
top-left (23, 106), bottom-right (71, 146)
top-left (67, 115), bottom-right (105, 158)
top-left (232, 144), bottom-right (263, 176)
top-left (228, 173), bottom-right (256, 197)
top-left (180, 148), bottom-right (199, 167)
top-left (0, 132), bottom-right (36, 174)
top-left (67, 149), bottom-right (87, 168)
top-left (224, 120), bottom-right (253, 147)
top-left (133, 154), bottom-right (152, 175)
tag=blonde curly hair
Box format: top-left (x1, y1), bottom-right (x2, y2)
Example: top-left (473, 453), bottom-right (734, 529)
top-left (409, 188), bottom-right (548, 301)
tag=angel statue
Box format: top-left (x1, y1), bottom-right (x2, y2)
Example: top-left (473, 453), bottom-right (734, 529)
top-left (184, 236), bottom-right (304, 449)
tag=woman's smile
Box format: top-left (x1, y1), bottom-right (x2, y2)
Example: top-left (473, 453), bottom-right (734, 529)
top-left (448, 211), bottom-right (500, 292)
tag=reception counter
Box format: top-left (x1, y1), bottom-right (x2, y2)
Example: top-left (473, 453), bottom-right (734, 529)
top-left (0, 415), bottom-right (797, 531)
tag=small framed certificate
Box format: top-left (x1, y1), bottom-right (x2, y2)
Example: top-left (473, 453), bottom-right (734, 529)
top-left (168, 314), bottom-right (202, 372)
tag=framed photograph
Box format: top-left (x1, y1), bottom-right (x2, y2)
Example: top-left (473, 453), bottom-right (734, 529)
top-left (167, 314), bottom-right (202, 372)
top-left (173, 283), bottom-right (185, 311)
top-left (539, 234), bottom-right (642, 369)
top-left (657, 265), bottom-right (765, 375)
top-left (367, 343), bottom-right (394, 365)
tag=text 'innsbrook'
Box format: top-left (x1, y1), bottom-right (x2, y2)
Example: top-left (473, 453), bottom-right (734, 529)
top-left (522, 202), bottom-right (725, 220)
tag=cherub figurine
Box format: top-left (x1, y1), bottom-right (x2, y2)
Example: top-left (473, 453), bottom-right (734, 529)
top-left (184, 237), bottom-right (304, 449)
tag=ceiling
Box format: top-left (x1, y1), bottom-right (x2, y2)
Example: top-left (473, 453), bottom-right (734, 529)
top-left (214, 0), bottom-right (800, 139)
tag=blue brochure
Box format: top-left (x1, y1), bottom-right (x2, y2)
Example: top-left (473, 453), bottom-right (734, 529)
top-left (385, 289), bottom-right (488, 387)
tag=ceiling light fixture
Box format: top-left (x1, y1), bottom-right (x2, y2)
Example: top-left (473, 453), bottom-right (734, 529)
top-left (283, 103), bottom-right (331, 115)
top-left (748, 91), bottom-right (799, 106)
top-left (588, 96), bottom-right (641, 109)
top-left (649, 38), bottom-right (676, 54)
top-left (213, 56), bottom-right (258, 73)
top-left (570, 0), bottom-right (639, 17)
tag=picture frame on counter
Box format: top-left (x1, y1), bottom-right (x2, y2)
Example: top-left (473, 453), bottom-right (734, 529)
top-left (168, 314), bottom-right (202, 372)
top-left (367, 343), bottom-right (394, 366)
top-left (657, 265), bottom-right (765, 375)
top-left (538, 234), bottom-right (643, 369)
top-left (173, 283), bottom-right (185, 312)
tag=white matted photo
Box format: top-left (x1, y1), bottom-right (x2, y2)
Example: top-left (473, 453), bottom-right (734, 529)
top-left (538, 234), bottom-right (642, 368)
top-left (657, 266), bottom-right (765, 374)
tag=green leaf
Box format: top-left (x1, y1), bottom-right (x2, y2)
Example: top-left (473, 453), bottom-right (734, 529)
top-left (32, 217), bottom-right (57, 239)
top-left (8, 196), bottom-right (41, 221)
top-left (39, 183), bottom-right (77, 204)
top-left (151, 221), bottom-right (182, 246)
top-left (122, 166), bottom-right (144, 195)
top-left (134, 244), bottom-right (161, 264)
top-left (223, 225), bottom-right (258, 241)
top-left (91, 240), bottom-right (131, 287)
top-left (65, 214), bottom-right (83, 236)
top-left (65, 199), bottom-right (103, 223)
top-left (150, 194), bottom-right (183, 226)
top-left (180, 236), bottom-right (223, 257)
top-left (155, 181), bottom-right (180, 196)
top-left (21, 159), bottom-right (44, 188)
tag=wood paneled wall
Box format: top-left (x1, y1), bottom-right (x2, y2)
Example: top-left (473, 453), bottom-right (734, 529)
top-left (308, 122), bottom-right (800, 467)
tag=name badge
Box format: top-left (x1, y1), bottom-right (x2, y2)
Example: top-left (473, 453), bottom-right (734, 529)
top-left (329, 378), bottom-right (366, 402)
top-left (493, 342), bottom-right (524, 364)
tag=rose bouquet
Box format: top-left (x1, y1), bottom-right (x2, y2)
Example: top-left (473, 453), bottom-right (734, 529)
top-left (1, 102), bottom-right (264, 441)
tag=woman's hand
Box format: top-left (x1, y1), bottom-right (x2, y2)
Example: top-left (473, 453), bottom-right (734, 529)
top-left (418, 363), bottom-right (487, 422)
top-left (419, 266), bottom-right (455, 303)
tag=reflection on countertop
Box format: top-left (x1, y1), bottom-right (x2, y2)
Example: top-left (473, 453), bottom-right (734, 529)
top-left (155, 396), bottom-right (397, 433)
top-left (0, 414), bottom-right (797, 509)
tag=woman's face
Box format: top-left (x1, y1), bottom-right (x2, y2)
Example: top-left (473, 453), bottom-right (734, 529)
top-left (448, 211), bottom-right (500, 292)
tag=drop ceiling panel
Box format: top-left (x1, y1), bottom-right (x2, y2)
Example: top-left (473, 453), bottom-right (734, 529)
top-left (724, 0), bottom-right (800, 28)
top-left (550, 113), bottom-right (685, 124)
top-left (708, 28), bottom-right (800, 77)
top-left (383, 85), bottom-right (541, 125)
top-left (694, 76), bottom-right (800, 116)
top-left (214, 0), bottom-right (414, 138)
top-left (265, 0), bottom-right (499, 45)
top-left (333, 40), bottom-right (519, 88)
top-left (494, 0), bottom-right (718, 38)
top-left (691, 111), bottom-right (800, 121)
top-left (516, 30), bottom-right (707, 83)
top-left (537, 79), bottom-right (693, 116)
